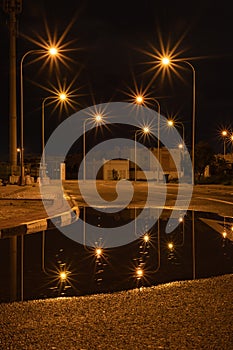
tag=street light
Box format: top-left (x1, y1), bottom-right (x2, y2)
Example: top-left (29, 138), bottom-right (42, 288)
top-left (83, 114), bottom-right (103, 181)
top-left (135, 94), bottom-right (161, 181)
top-left (17, 147), bottom-right (21, 167)
top-left (161, 57), bottom-right (196, 185)
top-left (161, 57), bottom-right (196, 278)
top-left (20, 47), bottom-right (59, 185)
top-left (41, 92), bottom-right (67, 181)
top-left (134, 126), bottom-right (150, 181)
top-left (221, 130), bottom-right (228, 160)
top-left (167, 119), bottom-right (185, 177)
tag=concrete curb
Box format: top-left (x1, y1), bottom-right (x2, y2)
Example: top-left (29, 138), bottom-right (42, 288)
top-left (0, 205), bottom-right (80, 239)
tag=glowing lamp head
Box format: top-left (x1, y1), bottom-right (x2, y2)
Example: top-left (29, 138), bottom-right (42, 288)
top-left (59, 93), bottom-right (67, 101)
top-left (143, 234), bottom-right (149, 242)
top-left (135, 95), bottom-right (144, 105)
top-left (49, 47), bottom-right (58, 56)
top-left (143, 126), bottom-right (150, 134)
top-left (95, 114), bottom-right (102, 122)
top-left (162, 57), bottom-right (170, 66)
top-left (167, 120), bottom-right (174, 127)
top-left (222, 130), bottom-right (227, 137)
top-left (168, 242), bottom-right (174, 250)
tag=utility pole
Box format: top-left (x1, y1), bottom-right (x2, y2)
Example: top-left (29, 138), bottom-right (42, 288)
top-left (3, 0), bottom-right (22, 301)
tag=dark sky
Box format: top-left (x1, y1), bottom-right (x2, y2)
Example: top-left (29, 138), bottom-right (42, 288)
top-left (1, 0), bottom-right (233, 159)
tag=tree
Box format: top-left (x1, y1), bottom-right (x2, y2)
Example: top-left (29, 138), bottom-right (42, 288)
top-left (194, 141), bottom-right (214, 180)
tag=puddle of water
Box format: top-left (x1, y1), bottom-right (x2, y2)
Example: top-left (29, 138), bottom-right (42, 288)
top-left (0, 208), bottom-right (232, 302)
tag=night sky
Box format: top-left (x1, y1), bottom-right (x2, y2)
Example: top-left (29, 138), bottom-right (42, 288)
top-left (0, 0), bottom-right (233, 159)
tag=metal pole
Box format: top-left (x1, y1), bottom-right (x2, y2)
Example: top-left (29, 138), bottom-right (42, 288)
top-left (134, 131), bottom-right (137, 182)
top-left (20, 234), bottom-right (24, 301)
top-left (192, 210), bottom-right (196, 279)
top-left (184, 61), bottom-right (196, 186)
top-left (41, 97), bottom-right (53, 179)
top-left (20, 50), bottom-right (38, 185)
top-left (153, 100), bottom-right (160, 182)
top-left (83, 120), bottom-right (86, 181)
top-left (3, 0), bottom-right (22, 302)
top-left (3, 0), bottom-right (22, 174)
top-left (154, 210), bottom-right (161, 273)
top-left (10, 236), bottom-right (17, 301)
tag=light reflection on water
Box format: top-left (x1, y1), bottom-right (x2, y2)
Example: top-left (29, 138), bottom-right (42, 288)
top-left (0, 208), bottom-right (232, 302)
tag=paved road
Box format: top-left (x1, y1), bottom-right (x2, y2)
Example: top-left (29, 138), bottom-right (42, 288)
top-left (64, 180), bottom-right (233, 217)
top-left (0, 181), bottom-right (232, 232)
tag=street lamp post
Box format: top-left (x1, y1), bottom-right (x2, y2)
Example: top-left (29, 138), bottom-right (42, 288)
top-left (222, 130), bottom-right (228, 160)
top-left (83, 115), bottom-right (103, 181)
top-left (41, 92), bottom-right (67, 181)
top-left (135, 95), bottom-right (160, 181)
top-left (167, 119), bottom-right (185, 177)
top-left (20, 47), bottom-right (59, 185)
top-left (161, 57), bottom-right (196, 279)
top-left (161, 58), bottom-right (196, 185)
top-left (41, 96), bottom-right (53, 180)
top-left (134, 127), bottom-right (150, 181)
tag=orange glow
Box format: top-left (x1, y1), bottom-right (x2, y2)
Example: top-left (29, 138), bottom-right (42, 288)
top-left (59, 92), bottom-right (67, 101)
top-left (161, 56), bottom-right (170, 65)
top-left (136, 267), bottom-right (143, 278)
top-left (95, 114), bottom-right (102, 122)
top-left (135, 95), bottom-right (144, 104)
top-left (167, 119), bottom-right (174, 127)
top-left (59, 271), bottom-right (67, 282)
top-left (222, 130), bottom-right (227, 137)
top-left (95, 248), bottom-right (103, 258)
top-left (168, 242), bottom-right (174, 250)
top-left (143, 233), bottom-right (150, 242)
top-left (143, 126), bottom-right (150, 134)
top-left (48, 46), bottom-right (58, 56)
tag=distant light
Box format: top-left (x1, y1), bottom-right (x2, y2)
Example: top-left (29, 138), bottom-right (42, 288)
top-left (136, 267), bottom-right (143, 278)
top-left (168, 242), bottom-right (174, 250)
top-left (17, 148), bottom-right (21, 152)
top-left (167, 120), bottom-right (174, 127)
top-left (95, 247), bottom-right (103, 258)
top-left (178, 143), bottom-right (183, 149)
top-left (135, 95), bottom-right (144, 104)
top-left (222, 231), bottom-right (227, 239)
top-left (59, 271), bottom-right (67, 282)
top-left (49, 47), bottom-right (58, 56)
top-left (143, 126), bottom-right (150, 134)
top-left (143, 234), bottom-right (150, 242)
top-left (179, 217), bottom-right (183, 222)
top-left (222, 130), bottom-right (227, 137)
top-left (161, 57), bottom-right (170, 66)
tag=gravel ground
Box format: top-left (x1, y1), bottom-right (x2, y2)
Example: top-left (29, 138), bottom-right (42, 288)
top-left (1, 274), bottom-right (233, 350)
